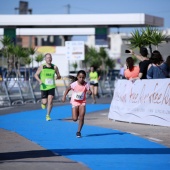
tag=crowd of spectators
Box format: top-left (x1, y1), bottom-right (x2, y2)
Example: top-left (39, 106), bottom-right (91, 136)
top-left (122, 47), bottom-right (170, 80)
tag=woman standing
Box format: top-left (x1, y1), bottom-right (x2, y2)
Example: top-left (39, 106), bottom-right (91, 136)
top-left (124, 57), bottom-right (140, 80)
top-left (165, 55), bottom-right (170, 78)
top-left (89, 66), bottom-right (100, 104)
top-left (147, 51), bottom-right (169, 79)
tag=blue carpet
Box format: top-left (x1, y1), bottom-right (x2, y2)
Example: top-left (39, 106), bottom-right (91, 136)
top-left (0, 104), bottom-right (170, 170)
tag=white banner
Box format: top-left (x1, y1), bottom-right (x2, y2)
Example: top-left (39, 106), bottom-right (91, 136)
top-left (108, 79), bottom-right (170, 127)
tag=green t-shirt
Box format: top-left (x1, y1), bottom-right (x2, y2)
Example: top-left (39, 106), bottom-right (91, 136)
top-left (89, 71), bottom-right (98, 83)
top-left (40, 64), bottom-right (56, 90)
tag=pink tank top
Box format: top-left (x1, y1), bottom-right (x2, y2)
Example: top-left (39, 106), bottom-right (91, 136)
top-left (70, 81), bottom-right (90, 105)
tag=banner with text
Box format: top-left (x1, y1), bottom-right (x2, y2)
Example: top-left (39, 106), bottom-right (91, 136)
top-left (108, 79), bottom-right (170, 127)
top-left (65, 41), bottom-right (84, 60)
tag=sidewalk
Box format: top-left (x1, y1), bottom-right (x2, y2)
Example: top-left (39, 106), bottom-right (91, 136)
top-left (0, 97), bottom-right (170, 170)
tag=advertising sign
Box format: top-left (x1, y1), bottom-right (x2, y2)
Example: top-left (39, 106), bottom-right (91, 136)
top-left (109, 79), bottom-right (170, 127)
top-left (65, 41), bottom-right (85, 60)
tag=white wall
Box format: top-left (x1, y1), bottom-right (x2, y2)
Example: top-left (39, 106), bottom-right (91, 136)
top-left (32, 47), bottom-right (69, 77)
top-left (32, 46), bottom-right (83, 77)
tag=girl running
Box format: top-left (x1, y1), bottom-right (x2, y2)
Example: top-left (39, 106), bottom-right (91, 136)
top-left (62, 70), bottom-right (92, 138)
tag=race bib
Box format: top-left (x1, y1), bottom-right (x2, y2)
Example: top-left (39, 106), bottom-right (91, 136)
top-left (73, 92), bottom-right (85, 100)
top-left (45, 78), bottom-right (54, 85)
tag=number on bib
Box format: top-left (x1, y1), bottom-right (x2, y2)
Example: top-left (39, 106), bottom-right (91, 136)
top-left (45, 79), bottom-right (54, 85)
top-left (73, 92), bottom-right (84, 100)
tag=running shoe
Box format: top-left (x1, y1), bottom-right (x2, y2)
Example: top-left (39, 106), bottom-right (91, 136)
top-left (46, 114), bottom-right (51, 121)
top-left (97, 93), bottom-right (100, 98)
top-left (41, 104), bottom-right (46, 109)
top-left (76, 132), bottom-right (81, 138)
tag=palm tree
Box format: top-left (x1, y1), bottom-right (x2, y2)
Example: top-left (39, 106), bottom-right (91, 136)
top-left (0, 36), bottom-right (29, 79)
top-left (72, 62), bottom-right (78, 72)
top-left (0, 36), bottom-right (13, 78)
top-left (22, 55), bottom-right (32, 80)
top-left (19, 48), bottom-right (30, 79)
top-left (84, 46), bottom-right (101, 69)
top-left (83, 46), bottom-right (116, 80)
top-left (129, 26), bottom-right (168, 55)
top-left (6, 44), bottom-right (15, 78)
top-left (142, 27), bottom-right (168, 50)
top-left (82, 45), bottom-right (90, 69)
top-left (99, 48), bottom-right (116, 80)
top-left (35, 54), bottom-right (44, 66)
top-left (129, 29), bottom-right (147, 49)
top-left (28, 47), bottom-right (36, 77)
top-left (13, 45), bottom-right (24, 78)
top-left (98, 47), bottom-right (109, 79)
top-left (0, 35), bottom-right (12, 47)
top-left (106, 58), bottom-right (116, 70)
top-left (28, 47), bottom-right (36, 78)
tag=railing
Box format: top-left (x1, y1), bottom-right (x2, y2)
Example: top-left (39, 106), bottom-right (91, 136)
top-left (0, 77), bottom-right (116, 107)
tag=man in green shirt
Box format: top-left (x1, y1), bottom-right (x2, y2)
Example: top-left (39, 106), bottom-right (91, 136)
top-left (34, 53), bottom-right (61, 121)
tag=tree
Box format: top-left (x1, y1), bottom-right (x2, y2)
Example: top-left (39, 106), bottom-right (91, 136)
top-left (28, 47), bottom-right (36, 66)
top-left (82, 45), bottom-right (90, 69)
top-left (129, 29), bottom-right (146, 49)
top-left (84, 46), bottom-right (116, 80)
top-left (0, 36), bottom-right (38, 81)
top-left (0, 36), bottom-right (30, 79)
top-left (22, 56), bottom-right (31, 80)
top-left (99, 47), bottom-right (110, 80)
top-left (0, 36), bottom-right (14, 78)
top-left (35, 54), bottom-right (44, 66)
top-left (13, 45), bottom-right (25, 78)
top-left (72, 62), bottom-right (78, 72)
top-left (84, 46), bottom-right (101, 69)
top-left (28, 47), bottom-right (36, 77)
top-left (0, 35), bottom-right (12, 47)
top-left (142, 27), bottom-right (168, 51)
top-left (129, 26), bottom-right (168, 55)
top-left (19, 48), bottom-right (30, 79)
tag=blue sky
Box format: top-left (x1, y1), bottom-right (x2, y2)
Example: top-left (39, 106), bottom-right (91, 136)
top-left (0, 0), bottom-right (170, 33)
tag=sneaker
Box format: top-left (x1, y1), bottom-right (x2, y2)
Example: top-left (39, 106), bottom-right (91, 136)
top-left (76, 132), bottom-right (81, 138)
top-left (97, 93), bottom-right (100, 98)
top-left (46, 114), bottom-right (51, 121)
top-left (41, 104), bottom-right (46, 109)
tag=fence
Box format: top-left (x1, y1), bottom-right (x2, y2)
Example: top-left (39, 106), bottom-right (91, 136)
top-left (0, 77), bottom-right (116, 107)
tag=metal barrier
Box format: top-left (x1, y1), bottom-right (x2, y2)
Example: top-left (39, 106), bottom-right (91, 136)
top-left (0, 81), bottom-right (12, 106)
top-left (0, 79), bottom-right (36, 106)
top-left (98, 79), bottom-right (114, 97)
top-left (0, 77), bottom-right (116, 108)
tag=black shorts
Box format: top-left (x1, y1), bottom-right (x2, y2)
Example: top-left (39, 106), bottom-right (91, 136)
top-left (41, 88), bottom-right (55, 99)
top-left (90, 82), bottom-right (98, 87)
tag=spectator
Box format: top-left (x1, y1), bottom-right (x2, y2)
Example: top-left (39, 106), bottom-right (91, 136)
top-left (124, 57), bottom-right (140, 80)
top-left (147, 51), bottom-right (169, 79)
top-left (130, 47), bottom-right (151, 79)
top-left (119, 64), bottom-right (125, 79)
top-left (165, 55), bottom-right (170, 78)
